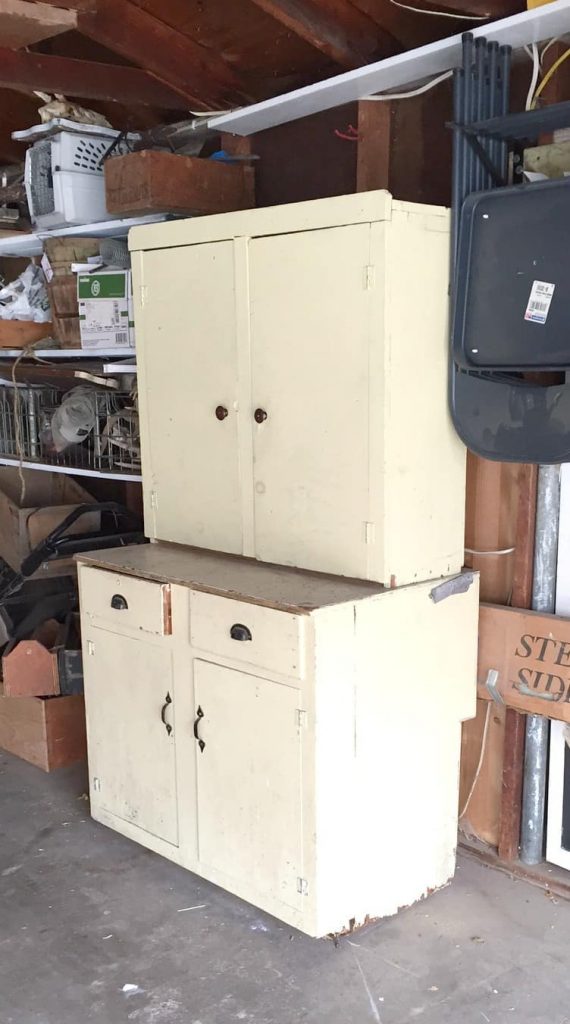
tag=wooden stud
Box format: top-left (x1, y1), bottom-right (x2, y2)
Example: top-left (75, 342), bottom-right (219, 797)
top-left (78, 0), bottom-right (252, 109)
top-left (249, 0), bottom-right (398, 69)
top-left (498, 464), bottom-right (538, 863)
top-left (0, 0), bottom-right (76, 46)
top-left (0, 48), bottom-right (192, 110)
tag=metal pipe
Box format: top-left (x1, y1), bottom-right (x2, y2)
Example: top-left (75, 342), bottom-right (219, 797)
top-left (488, 42), bottom-right (499, 189)
top-left (463, 34), bottom-right (474, 199)
top-left (499, 44), bottom-right (512, 182)
top-left (474, 38), bottom-right (486, 192)
top-left (520, 464), bottom-right (561, 865)
top-left (452, 67), bottom-right (464, 269)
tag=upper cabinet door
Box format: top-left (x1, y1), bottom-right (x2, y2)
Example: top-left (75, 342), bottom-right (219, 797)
top-left (136, 242), bottom-right (243, 554)
top-left (249, 224), bottom-right (373, 580)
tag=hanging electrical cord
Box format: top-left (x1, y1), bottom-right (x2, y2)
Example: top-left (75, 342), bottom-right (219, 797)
top-left (388, 0), bottom-right (489, 18)
top-left (525, 42), bottom-right (541, 111)
top-left (531, 46), bottom-right (570, 108)
top-left (459, 702), bottom-right (492, 821)
top-left (363, 68), bottom-right (452, 101)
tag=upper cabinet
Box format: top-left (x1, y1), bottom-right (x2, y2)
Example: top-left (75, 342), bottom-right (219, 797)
top-left (131, 192), bottom-right (465, 587)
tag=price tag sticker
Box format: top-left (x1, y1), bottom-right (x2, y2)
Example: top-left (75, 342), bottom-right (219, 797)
top-left (524, 280), bottom-right (555, 325)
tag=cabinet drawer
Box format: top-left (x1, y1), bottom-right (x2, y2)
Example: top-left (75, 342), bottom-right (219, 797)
top-left (79, 566), bottom-right (171, 636)
top-left (189, 590), bottom-right (305, 679)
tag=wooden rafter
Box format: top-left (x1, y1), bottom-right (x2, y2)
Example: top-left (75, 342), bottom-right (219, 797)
top-left (0, 48), bottom-right (191, 109)
top-left (249, 0), bottom-right (398, 69)
top-left (0, 0), bottom-right (76, 47)
top-left (77, 0), bottom-right (252, 109)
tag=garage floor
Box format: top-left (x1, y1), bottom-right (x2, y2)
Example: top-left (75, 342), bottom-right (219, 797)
top-left (1, 752), bottom-right (569, 1024)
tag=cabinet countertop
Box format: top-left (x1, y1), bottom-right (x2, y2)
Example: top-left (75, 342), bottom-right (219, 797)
top-left (76, 541), bottom-right (387, 613)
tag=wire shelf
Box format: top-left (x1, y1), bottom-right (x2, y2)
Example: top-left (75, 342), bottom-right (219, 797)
top-left (0, 384), bottom-right (141, 476)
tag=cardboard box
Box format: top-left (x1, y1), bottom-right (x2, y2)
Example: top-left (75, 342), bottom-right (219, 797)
top-left (0, 467), bottom-right (99, 577)
top-left (77, 269), bottom-right (134, 350)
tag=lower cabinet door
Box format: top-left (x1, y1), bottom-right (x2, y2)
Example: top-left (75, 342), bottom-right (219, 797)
top-left (84, 627), bottom-right (179, 846)
top-left (194, 660), bottom-right (304, 910)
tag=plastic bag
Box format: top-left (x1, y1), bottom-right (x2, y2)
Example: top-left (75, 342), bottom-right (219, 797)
top-left (0, 263), bottom-right (51, 322)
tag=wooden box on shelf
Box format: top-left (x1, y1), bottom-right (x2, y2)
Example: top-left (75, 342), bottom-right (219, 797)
top-left (104, 150), bottom-right (255, 217)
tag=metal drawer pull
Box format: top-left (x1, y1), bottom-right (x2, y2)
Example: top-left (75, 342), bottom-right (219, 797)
top-left (215, 405), bottom-right (228, 421)
top-left (230, 623), bottom-right (252, 642)
top-left (161, 692), bottom-right (173, 736)
top-left (111, 594), bottom-right (128, 610)
top-left (254, 408), bottom-right (267, 423)
top-left (194, 705), bottom-right (205, 752)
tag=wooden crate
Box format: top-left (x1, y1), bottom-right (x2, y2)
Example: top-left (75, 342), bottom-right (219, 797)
top-left (0, 691), bottom-right (86, 771)
top-left (104, 150), bottom-right (255, 217)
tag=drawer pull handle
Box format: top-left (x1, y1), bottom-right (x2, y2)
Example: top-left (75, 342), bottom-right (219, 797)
top-left (215, 405), bottom-right (228, 421)
top-left (230, 623), bottom-right (252, 642)
top-left (254, 408), bottom-right (268, 424)
top-left (111, 594), bottom-right (128, 610)
top-left (161, 692), bottom-right (173, 736)
top-left (194, 705), bottom-right (205, 753)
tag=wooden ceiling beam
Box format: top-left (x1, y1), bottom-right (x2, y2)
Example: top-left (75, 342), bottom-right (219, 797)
top-left (34, 0), bottom-right (97, 8)
top-left (77, 0), bottom-right (252, 109)
top-left (0, 0), bottom-right (77, 47)
top-left (0, 48), bottom-right (191, 109)
top-left (249, 0), bottom-right (399, 69)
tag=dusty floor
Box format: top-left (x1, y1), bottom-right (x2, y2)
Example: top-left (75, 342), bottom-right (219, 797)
top-left (1, 752), bottom-right (569, 1024)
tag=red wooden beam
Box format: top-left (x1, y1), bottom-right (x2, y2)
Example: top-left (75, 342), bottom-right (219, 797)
top-left (249, 0), bottom-right (398, 69)
top-left (0, 48), bottom-right (191, 109)
top-left (78, 0), bottom-right (251, 109)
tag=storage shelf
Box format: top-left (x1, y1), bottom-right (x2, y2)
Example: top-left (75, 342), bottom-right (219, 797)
top-left (0, 348), bottom-right (136, 359)
top-left (0, 456), bottom-right (141, 482)
top-left (0, 213), bottom-right (170, 258)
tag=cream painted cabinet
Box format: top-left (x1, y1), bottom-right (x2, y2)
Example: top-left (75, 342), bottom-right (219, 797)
top-left (77, 546), bottom-right (479, 937)
top-left (82, 628), bottom-right (178, 846)
top-left (131, 191), bottom-right (466, 587)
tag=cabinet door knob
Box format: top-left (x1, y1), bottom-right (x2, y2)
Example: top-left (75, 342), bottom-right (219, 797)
top-left (254, 408), bottom-right (267, 424)
top-left (215, 405), bottom-right (229, 421)
top-left (111, 594), bottom-right (128, 610)
top-left (230, 623), bottom-right (252, 642)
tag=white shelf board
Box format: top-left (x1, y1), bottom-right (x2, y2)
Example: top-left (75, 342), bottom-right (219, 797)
top-left (0, 214), bottom-right (169, 258)
top-left (210, 0), bottom-right (570, 135)
top-left (0, 347), bottom-right (136, 359)
top-left (0, 456), bottom-right (141, 482)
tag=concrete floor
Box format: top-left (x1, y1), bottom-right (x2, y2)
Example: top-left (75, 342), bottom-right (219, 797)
top-left (1, 752), bottom-right (570, 1024)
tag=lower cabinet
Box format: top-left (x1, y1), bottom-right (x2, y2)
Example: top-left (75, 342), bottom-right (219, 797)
top-left (193, 660), bottom-right (305, 914)
top-left (82, 626), bottom-right (178, 847)
top-left (78, 554), bottom-right (479, 938)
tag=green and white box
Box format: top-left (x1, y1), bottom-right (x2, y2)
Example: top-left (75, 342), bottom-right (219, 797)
top-left (77, 270), bottom-right (134, 349)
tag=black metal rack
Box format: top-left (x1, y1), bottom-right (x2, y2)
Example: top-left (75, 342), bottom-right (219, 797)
top-left (449, 34), bottom-right (570, 464)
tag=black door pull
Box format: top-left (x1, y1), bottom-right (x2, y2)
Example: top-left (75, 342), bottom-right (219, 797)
top-left (194, 705), bottom-right (205, 752)
top-left (230, 623), bottom-right (252, 642)
top-left (161, 692), bottom-right (172, 736)
top-left (111, 594), bottom-right (128, 610)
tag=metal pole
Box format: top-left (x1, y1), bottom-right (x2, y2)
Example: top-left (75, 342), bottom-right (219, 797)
top-left (520, 464), bottom-right (561, 864)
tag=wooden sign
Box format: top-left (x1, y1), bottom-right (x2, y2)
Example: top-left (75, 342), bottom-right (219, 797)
top-left (478, 603), bottom-right (570, 722)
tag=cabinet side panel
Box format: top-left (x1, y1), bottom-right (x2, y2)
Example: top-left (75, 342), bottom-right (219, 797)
top-left (312, 603), bottom-right (358, 936)
top-left (353, 579), bottom-right (478, 922)
top-left (133, 242), bottom-right (244, 553)
top-left (380, 209), bottom-right (466, 586)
